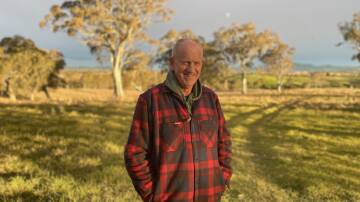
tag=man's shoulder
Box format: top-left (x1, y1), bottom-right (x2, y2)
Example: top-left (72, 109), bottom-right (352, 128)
top-left (138, 83), bottom-right (166, 100)
top-left (201, 85), bottom-right (218, 98)
top-left (138, 83), bottom-right (218, 100)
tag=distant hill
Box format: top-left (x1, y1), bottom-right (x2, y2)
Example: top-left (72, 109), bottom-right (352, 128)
top-left (294, 63), bottom-right (359, 72)
top-left (65, 63), bottom-right (360, 73)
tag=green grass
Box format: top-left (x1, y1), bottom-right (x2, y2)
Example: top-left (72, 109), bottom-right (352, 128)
top-left (219, 90), bottom-right (360, 201)
top-left (0, 89), bottom-right (360, 201)
top-left (0, 102), bottom-right (139, 201)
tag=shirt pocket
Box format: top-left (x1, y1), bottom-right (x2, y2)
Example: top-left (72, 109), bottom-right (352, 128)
top-left (198, 116), bottom-right (219, 148)
top-left (160, 121), bottom-right (185, 152)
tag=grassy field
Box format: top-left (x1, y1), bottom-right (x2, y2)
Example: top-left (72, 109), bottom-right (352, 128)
top-left (0, 88), bottom-right (359, 201)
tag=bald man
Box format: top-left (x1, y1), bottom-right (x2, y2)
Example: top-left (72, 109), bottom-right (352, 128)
top-left (124, 39), bottom-right (232, 202)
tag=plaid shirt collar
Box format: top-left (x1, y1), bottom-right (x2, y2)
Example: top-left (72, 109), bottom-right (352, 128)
top-left (163, 70), bottom-right (202, 114)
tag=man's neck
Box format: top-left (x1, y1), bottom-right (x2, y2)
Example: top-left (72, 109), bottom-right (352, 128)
top-left (182, 88), bottom-right (192, 96)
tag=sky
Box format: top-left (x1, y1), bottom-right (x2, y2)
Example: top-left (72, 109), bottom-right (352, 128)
top-left (0, 0), bottom-right (359, 67)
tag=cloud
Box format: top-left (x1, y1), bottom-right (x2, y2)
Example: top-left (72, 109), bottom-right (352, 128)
top-left (1, 0), bottom-right (359, 66)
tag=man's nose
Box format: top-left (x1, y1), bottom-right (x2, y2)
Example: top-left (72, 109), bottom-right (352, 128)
top-left (186, 62), bottom-right (195, 68)
top-left (185, 64), bottom-right (195, 72)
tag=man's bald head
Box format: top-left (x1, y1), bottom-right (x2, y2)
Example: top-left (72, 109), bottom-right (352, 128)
top-left (171, 38), bottom-right (203, 59)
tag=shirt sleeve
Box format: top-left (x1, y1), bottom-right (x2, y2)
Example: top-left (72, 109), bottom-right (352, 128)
top-left (124, 95), bottom-right (153, 201)
top-left (215, 94), bottom-right (232, 188)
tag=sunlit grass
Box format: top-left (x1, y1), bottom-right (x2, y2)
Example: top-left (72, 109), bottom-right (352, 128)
top-left (1, 88), bottom-right (360, 201)
top-left (0, 99), bottom-right (138, 201)
top-left (219, 89), bottom-right (360, 202)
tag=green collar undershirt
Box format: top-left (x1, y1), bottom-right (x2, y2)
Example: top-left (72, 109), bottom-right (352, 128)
top-left (164, 70), bottom-right (202, 114)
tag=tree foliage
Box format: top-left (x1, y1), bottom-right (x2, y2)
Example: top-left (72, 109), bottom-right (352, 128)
top-left (40, 0), bottom-right (173, 97)
top-left (214, 23), bottom-right (279, 94)
top-left (123, 49), bottom-right (154, 91)
top-left (0, 35), bottom-right (65, 100)
top-left (200, 41), bottom-right (232, 90)
top-left (261, 41), bottom-right (294, 93)
top-left (339, 12), bottom-right (360, 62)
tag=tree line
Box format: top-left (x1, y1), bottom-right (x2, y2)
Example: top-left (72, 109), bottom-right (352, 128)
top-left (1, 0), bottom-right (359, 100)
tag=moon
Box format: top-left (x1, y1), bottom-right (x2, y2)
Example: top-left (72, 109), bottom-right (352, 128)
top-left (225, 12), bottom-right (231, 19)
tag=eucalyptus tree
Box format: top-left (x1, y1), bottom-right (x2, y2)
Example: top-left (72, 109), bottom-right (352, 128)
top-left (40, 0), bottom-right (173, 97)
top-left (260, 41), bottom-right (294, 93)
top-left (0, 35), bottom-right (64, 101)
top-left (201, 41), bottom-right (232, 90)
top-left (338, 12), bottom-right (360, 62)
top-left (214, 23), bottom-right (278, 94)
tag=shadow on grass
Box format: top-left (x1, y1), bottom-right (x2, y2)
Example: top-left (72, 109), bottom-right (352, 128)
top-left (292, 102), bottom-right (360, 113)
top-left (236, 97), bottom-right (360, 200)
top-left (0, 102), bottom-right (135, 180)
top-left (226, 103), bottom-right (278, 127)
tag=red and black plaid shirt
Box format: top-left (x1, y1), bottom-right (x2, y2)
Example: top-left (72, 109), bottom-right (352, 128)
top-left (124, 83), bottom-right (232, 202)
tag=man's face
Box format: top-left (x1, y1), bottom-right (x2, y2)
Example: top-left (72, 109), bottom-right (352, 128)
top-left (170, 41), bottom-right (203, 92)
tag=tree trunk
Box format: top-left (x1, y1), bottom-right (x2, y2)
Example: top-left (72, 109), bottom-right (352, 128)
top-left (241, 71), bottom-right (247, 95)
top-left (112, 63), bottom-right (124, 97)
top-left (277, 84), bottom-right (282, 93)
top-left (42, 86), bottom-right (51, 100)
top-left (223, 79), bottom-right (229, 91)
top-left (5, 78), bottom-right (16, 101)
top-left (30, 92), bottom-right (35, 101)
top-left (277, 76), bottom-right (282, 93)
top-left (111, 52), bottom-right (124, 97)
